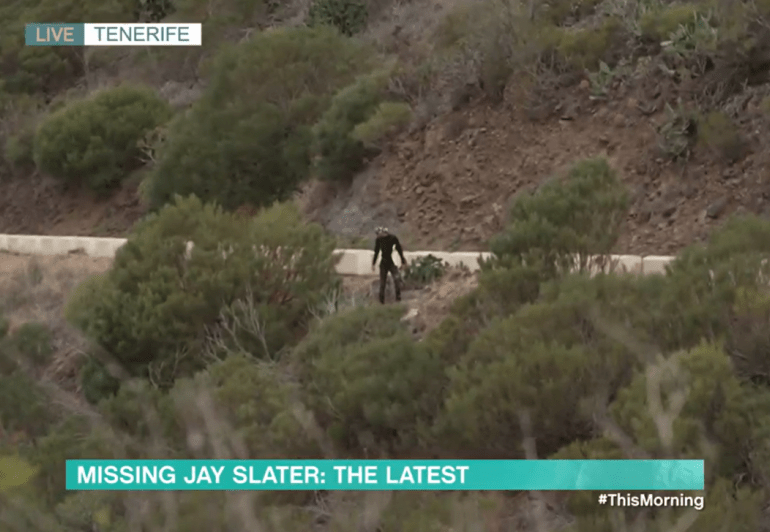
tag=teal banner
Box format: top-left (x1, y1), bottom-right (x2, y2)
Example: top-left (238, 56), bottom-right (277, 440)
top-left (26, 23), bottom-right (85, 46)
top-left (66, 459), bottom-right (705, 491)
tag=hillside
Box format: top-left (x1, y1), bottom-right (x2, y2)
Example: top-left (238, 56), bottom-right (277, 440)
top-left (4, 0), bottom-right (770, 531)
top-left (3, 0), bottom-right (770, 256)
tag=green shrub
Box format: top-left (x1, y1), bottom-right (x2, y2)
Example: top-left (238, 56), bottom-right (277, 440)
top-left (640, 3), bottom-right (702, 41)
top-left (403, 254), bottom-right (447, 288)
top-left (79, 356), bottom-right (121, 405)
top-left (96, 378), bottom-right (182, 454)
top-left (65, 196), bottom-right (339, 385)
top-left (555, 343), bottom-right (770, 531)
top-left (351, 101), bottom-right (412, 147)
top-left (189, 354), bottom-right (320, 458)
top-left (133, 0), bottom-right (174, 21)
top-left (540, 0), bottom-right (602, 25)
top-left (0, 370), bottom-right (54, 439)
top-left (435, 274), bottom-right (644, 457)
top-left (697, 110), bottom-right (746, 163)
top-left (312, 69), bottom-right (391, 183)
top-left (32, 84), bottom-right (172, 192)
top-left (146, 102), bottom-right (313, 212)
top-left (307, 0), bottom-right (368, 36)
top-left (542, 17), bottom-right (624, 69)
top-left (146, 26), bottom-right (373, 211)
top-left (4, 126), bottom-right (36, 170)
top-left (422, 265), bottom-right (543, 373)
top-left (0, 0), bottom-right (135, 95)
top-left (488, 157), bottom-right (629, 279)
top-left (656, 101), bottom-right (697, 160)
top-left (433, 1), bottom-right (496, 50)
top-left (10, 322), bottom-right (53, 366)
top-left (30, 415), bottom-right (116, 506)
top-left (292, 304), bottom-right (443, 454)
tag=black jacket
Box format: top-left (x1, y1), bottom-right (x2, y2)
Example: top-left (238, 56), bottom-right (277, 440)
top-left (373, 234), bottom-right (406, 268)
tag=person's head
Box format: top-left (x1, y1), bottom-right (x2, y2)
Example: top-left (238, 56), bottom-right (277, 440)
top-left (375, 227), bottom-right (389, 237)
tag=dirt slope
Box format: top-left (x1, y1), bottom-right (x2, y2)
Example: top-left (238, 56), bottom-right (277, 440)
top-left (0, 172), bottom-right (143, 237)
top-left (5, 80), bottom-right (770, 256)
top-left (317, 85), bottom-right (770, 255)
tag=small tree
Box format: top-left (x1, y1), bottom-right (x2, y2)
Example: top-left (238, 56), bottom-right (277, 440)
top-left (292, 304), bottom-right (443, 454)
top-left (313, 69), bottom-right (391, 183)
top-left (487, 157), bottom-right (629, 278)
top-left (146, 26), bottom-right (374, 210)
top-left (33, 84), bottom-right (172, 192)
top-left (65, 196), bottom-right (339, 387)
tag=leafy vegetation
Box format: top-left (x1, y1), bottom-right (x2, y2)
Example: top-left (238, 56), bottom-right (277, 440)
top-left (5, 0), bottom-right (770, 527)
top-left (307, 0), bottom-right (368, 36)
top-left (65, 195), bottom-right (339, 392)
top-left (144, 26), bottom-right (374, 210)
top-left (32, 85), bottom-right (172, 192)
top-left (3, 155), bottom-right (770, 529)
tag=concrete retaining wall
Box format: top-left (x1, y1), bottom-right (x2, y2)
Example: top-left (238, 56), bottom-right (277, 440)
top-left (0, 234), bottom-right (675, 275)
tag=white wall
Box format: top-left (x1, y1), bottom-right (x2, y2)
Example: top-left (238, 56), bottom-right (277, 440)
top-left (0, 234), bottom-right (675, 275)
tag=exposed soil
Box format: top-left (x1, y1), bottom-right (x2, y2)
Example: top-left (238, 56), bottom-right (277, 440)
top-left (310, 81), bottom-right (770, 255)
top-left (0, 252), bottom-right (112, 392)
top-left (5, 57), bottom-right (770, 257)
top-left (0, 172), bottom-right (143, 236)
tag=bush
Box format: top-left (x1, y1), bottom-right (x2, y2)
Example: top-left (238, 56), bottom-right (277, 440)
top-left (146, 26), bottom-right (373, 211)
top-left (0, 0), bottom-right (135, 95)
top-left (187, 354), bottom-right (320, 458)
top-left (307, 0), bottom-right (368, 36)
top-left (555, 343), bottom-right (770, 531)
top-left (79, 355), bottom-right (121, 405)
top-left (0, 370), bottom-right (54, 440)
top-left (292, 304), bottom-right (443, 454)
top-left (10, 322), bottom-right (53, 366)
top-left (541, 17), bottom-right (624, 70)
top-left (540, 0), bottom-right (602, 25)
top-left (96, 378), bottom-right (181, 454)
top-left (435, 274), bottom-right (644, 457)
top-left (146, 102), bottom-right (313, 212)
top-left (32, 85), bottom-right (172, 192)
top-left (312, 69), bottom-right (392, 183)
top-left (640, 3), bottom-right (702, 42)
top-left (65, 196), bottom-right (339, 386)
top-left (402, 255), bottom-right (447, 288)
top-left (487, 157), bottom-right (629, 279)
top-left (4, 126), bottom-right (35, 171)
top-left (697, 110), bottom-right (746, 163)
top-left (656, 101), bottom-right (697, 160)
top-left (351, 101), bottom-right (412, 147)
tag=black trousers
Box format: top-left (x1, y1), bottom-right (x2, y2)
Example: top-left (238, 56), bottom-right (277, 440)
top-left (379, 262), bottom-right (402, 303)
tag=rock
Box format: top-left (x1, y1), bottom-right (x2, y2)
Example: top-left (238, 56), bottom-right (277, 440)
top-left (401, 308), bottom-right (419, 322)
top-left (662, 203), bottom-right (677, 217)
top-left (706, 197), bottom-right (729, 219)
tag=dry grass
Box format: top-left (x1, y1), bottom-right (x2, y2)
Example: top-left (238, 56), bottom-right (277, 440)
top-left (0, 252), bottom-right (111, 390)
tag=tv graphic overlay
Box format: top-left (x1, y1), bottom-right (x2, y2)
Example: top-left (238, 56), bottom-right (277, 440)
top-left (66, 459), bottom-right (705, 491)
top-left (25, 23), bottom-right (202, 46)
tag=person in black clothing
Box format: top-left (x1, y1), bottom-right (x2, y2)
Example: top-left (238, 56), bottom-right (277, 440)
top-left (372, 227), bottom-right (407, 304)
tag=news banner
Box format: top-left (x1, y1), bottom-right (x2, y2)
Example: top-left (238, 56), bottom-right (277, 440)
top-left (65, 459), bottom-right (705, 506)
top-left (26, 23), bottom-right (203, 46)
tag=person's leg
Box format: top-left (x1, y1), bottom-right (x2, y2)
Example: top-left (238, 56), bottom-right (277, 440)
top-left (378, 265), bottom-right (388, 304)
top-left (390, 264), bottom-right (402, 302)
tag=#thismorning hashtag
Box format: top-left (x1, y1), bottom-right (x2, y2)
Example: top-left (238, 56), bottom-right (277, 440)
top-left (600, 493), bottom-right (704, 510)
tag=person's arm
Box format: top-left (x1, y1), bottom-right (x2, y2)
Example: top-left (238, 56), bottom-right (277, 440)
top-left (372, 237), bottom-right (380, 267)
top-left (395, 238), bottom-right (406, 266)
